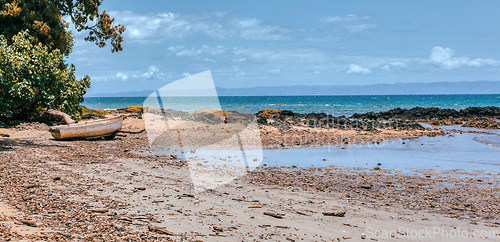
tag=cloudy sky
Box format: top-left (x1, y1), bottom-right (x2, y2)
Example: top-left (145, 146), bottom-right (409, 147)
top-left (66, 1), bottom-right (500, 95)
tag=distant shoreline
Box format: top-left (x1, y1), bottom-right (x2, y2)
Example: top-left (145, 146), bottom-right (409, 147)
top-left (84, 80), bottom-right (500, 97)
top-left (84, 93), bottom-right (500, 98)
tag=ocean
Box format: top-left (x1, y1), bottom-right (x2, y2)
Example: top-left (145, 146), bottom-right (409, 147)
top-left (83, 94), bottom-right (500, 116)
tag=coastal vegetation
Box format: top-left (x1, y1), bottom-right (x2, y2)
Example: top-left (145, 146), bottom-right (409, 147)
top-left (0, 31), bottom-right (89, 119)
top-left (81, 106), bottom-right (108, 116)
top-left (0, 0), bottom-right (125, 121)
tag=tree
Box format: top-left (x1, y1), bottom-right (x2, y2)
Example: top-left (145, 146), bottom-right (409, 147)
top-left (0, 0), bottom-right (125, 121)
top-left (0, 30), bottom-right (90, 120)
top-left (0, 0), bottom-right (126, 55)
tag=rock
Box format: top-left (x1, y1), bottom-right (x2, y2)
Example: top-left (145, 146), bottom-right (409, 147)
top-left (89, 208), bottom-right (109, 213)
top-left (359, 185), bottom-right (372, 189)
top-left (323, 211), bottom-right (346, 217)
top-left (177, 194), bottom-right (195, 198)
top-left (264, 212), bottom-right (283, 219)
top-left (18, 219), bottom-right (37, 227)
top-left (351, 106), bottom-right (500, 121)
top-left (248, 205), bottom-right (262, 208)
top-left (374, 166), bottom-right (380, 170)
top-left (275, 225), bottom-right (289, 229)
top-left (296, 211), bottom-right (310, 216)
top-left (50, 176), bottom-right (61, 181)
top-left (213, 226), bottom-right (224, 232)
top-left (361, 233), bottom-right (366, 239)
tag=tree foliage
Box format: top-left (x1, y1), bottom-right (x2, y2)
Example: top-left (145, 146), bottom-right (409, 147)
top-left (0, 0), bottom-right (125, 121)
top-left (0, 30), bottom-right (90, 119)
top-left (0, 0), bottom-right (125, 55)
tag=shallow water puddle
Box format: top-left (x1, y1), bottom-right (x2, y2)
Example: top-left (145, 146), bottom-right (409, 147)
top-left (262, 125), bottom-right (500, 174)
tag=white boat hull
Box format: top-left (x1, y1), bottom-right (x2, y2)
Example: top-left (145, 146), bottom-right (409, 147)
top-left (49, 115), bottom-right (124, 140)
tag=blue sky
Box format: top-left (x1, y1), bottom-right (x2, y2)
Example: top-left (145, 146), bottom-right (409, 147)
top-left (66, 1), bottom-right (500, 95)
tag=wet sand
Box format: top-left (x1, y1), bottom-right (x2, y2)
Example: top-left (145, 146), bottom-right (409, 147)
top-left (0, 115), bottom-right (499, 241)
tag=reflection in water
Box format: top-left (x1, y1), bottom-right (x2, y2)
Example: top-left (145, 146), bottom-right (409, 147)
top-left (261, 125), bottom-right (500, 173)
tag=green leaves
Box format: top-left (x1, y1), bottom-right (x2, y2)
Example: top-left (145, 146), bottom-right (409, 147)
top-left (1, 0), bottom-right (125, 55)
top-left (0, 30), bottom-right (89, 119)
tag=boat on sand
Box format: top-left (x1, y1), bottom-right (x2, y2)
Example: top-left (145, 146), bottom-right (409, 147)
top-left (49, 115), bottom-right (124, 140)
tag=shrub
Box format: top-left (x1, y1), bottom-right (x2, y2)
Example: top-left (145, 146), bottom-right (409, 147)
top-left (0, 30), bottom-right (90, 120)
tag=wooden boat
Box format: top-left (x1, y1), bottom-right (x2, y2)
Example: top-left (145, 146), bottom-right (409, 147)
top-left (49, 115), bottom-right (124, 140)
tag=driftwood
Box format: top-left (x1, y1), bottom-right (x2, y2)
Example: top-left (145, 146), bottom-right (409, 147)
top-left (148, 226), bottom-right (176, 236)
top-left (45, 108), bottom-right (75, 124)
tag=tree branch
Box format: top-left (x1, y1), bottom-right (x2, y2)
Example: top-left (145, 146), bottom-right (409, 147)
top-left (46, 108), bottom-right (76, 124)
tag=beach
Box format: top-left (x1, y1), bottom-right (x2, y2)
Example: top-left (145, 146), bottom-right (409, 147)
top-left (3, 0), bottom-right (500, 240)
top-left (0, 107), bottom-right (499, 241)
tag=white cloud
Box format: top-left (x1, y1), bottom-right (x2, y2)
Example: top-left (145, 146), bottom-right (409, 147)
top-left (182, 72), bottom-right (192, 77)
top-left (231, 18), bottom-right (292, 40)
top-left (381, 65), bottom-right (391, 71)
top-left (320, 14), bottom-right (371, 22)
top-left (268, 68), bottom-right (282, 74)
top-left (116, 72), bottom-right (128, 81)
top-left (142, 65), bottom-right (160, 78)
top-left (305, 36), bottom-right (352, 42)
top-left (346, 64), bottom-right (372, 74)
top-left (340, 23), bottom-right (378, 32)
top-left (429, 46), bottom-right (454, 63)
top-left (110, 11), bottom-right (221, 42)
top-left (428, 46), bottom-right (499, 69)
top-left (92, 65), bottom-right (172, 83)
top-left (319, 14), bottom-right (377, 32)
top-left (233, 47), bottom-right (328, 62)
top-left (110, 11), bottom-right (294, 43)
top-left (167, 45), bottom-right (185, 52)
top-left (168, 45), bottom-right (226, 58)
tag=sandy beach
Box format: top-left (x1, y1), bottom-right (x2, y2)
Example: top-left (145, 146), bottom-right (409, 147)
top-left (0, 108), bottom-right (499, 241)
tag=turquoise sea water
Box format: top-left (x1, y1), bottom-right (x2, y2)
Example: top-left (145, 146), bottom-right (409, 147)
top-left (83, 94), bottom-right (500, 116)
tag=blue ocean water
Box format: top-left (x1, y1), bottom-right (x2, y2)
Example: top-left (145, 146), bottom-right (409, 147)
top-left (83, 94), bottom-right (500, 116)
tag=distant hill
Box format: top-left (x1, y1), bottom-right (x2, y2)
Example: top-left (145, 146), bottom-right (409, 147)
top-left (85, 80), bottom-right (500, 97)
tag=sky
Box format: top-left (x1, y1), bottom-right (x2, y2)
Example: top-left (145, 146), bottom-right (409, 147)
top-left (66, 1), bottom-right (500, 95)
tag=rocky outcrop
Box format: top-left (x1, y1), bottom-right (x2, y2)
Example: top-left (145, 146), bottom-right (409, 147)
top-left (257, 109), bottom-right (423, 131)
top-left (351, 106), bottom-right (500, 120)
